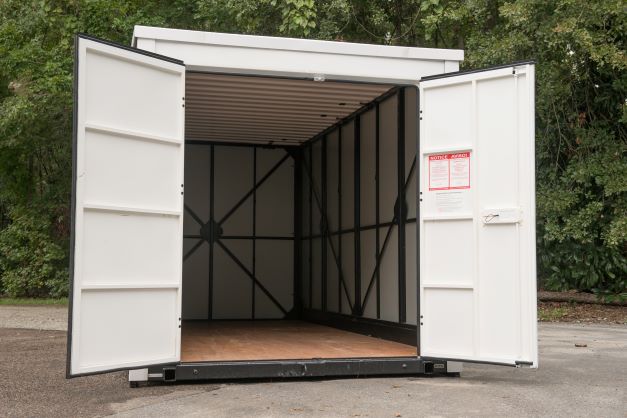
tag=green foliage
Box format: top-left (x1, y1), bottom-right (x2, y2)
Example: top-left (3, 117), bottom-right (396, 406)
top-left (0, 207), bottom-right (68, 297)
top-left (0, 0), bottom-right (624, 297)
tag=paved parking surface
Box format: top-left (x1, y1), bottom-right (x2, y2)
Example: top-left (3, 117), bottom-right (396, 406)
top-left (0, 306), bottom-right (625, 417)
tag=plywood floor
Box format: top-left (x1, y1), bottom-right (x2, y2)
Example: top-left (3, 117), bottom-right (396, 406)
top-left (181, 320), bottom-right (416, 362)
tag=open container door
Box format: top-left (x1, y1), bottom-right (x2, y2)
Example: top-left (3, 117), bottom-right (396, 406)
top-left (418, 62), bottom-right (537, 367)
top-left (68, 35), bottom-right (185, 376)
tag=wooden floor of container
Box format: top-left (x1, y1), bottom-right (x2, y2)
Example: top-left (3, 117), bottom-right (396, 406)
top-left (181, 320), bottom-right (417, 362)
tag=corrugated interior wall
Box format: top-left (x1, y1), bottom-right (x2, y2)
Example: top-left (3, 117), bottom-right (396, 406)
top-left (182, 144), bottom-right (294, 320)
top-left (301, 87), bottom-right (418, 325)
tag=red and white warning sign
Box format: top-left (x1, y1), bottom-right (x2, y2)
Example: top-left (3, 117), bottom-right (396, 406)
top-left (428, 152), bottom-right (471, 191)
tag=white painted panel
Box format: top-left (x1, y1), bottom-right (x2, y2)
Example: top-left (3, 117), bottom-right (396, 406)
top-left (70, 37), bottom-right (184, 375)
top-left (419, 64), bottom-right (537, 367)
top-left (149, 36), bottom-right (457, 84)
top-left (255, 240), bottom-right (293, 318)
top-left (77, 289), bottom-right (178, 372)
top-left (84, 47), bottom-right (182, 139)
top-left (212, 241), bottom-right (252, 319)
top-left (360, 109), bottom-right (376, 226)
top-left (378, 96), bottom-right (397, 223)
top-left (83, 130), bottom-right (181, 211)
top-left (423, 220), bottom-right (473, 286)
top-left (256, 148), bottom-right (293, 237)
top-left (422, 289), bottom-right (473, 357)
top-left (478, 224), bottom-right (519, 358)
top-left (379, 227), bottom-right (398, 322)
top-left (82, 210), bottom-right (180, 286)
top-left (422, 82), bottom-right (472, 152)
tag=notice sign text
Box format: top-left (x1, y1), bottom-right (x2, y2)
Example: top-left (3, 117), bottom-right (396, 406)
top-left (428, 152), bottom-right (471, 191)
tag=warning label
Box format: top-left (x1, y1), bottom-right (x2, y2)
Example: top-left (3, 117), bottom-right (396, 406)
top-left (428, 152), bottom-right (471, 191)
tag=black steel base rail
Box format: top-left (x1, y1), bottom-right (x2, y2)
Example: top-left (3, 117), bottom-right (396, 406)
top-left (151, 357), bottom-right (453, 382)
top-left (303, 309), bottom-right (417, 346)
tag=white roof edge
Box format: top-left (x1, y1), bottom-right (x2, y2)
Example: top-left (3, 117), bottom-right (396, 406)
top-left (132, 25), bottom-right (464, 62)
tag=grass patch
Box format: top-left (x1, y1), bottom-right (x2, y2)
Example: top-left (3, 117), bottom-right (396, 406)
top-left (538, 305), bottom-right (568, 321)
top-left (0, 297), bottom-right (68, 306)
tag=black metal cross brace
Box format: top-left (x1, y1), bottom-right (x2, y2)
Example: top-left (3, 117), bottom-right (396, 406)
top-left (182, 149), bottom-right (292, 317)
top-left (361, 155), bottom-right (416, 311)
top-left (301, 154), bottom-right (355, 313)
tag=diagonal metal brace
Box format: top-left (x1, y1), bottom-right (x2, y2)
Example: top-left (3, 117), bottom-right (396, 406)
top-left (216, 240), bottom-right (288, 316)
top-left (361, 156), bottom-right (416, 310)
top-left (301, 155), bottom-right (354, 312)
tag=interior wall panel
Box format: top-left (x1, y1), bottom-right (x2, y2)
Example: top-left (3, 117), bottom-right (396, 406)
top-left (340, 123), bottom-right (355, 227)
top-left (215, 146), bottom-right (253, 235)
top-left (378, 97), bottom-right (398, 223)
top-left (255, 240), bottom-right (294, 318)
top-left (213, 240), bottom-right (253, 319)
top-left (256, 148), bottom-right (294, 237)
top-left (340, 232), bottom-right (355, 315)
top-left (326, 130), bottom-right (340, 233)
top-left (326, 235), bottom-right (340, 313)
top-left (182, 144), bottom-right (211, 319)
top-left (379, 227), bottom-right (399, 322)
top-left (360, 229), bottom-right (377, 319)
top-left (311, 237), bottom-right (322, 310)
top-left (359, 109), bottom-right (376, 227)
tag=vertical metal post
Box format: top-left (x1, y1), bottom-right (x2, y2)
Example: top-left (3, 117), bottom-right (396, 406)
top-left (308, 145), bottom-right (313, 309)
top-left (294, 147), bottom-right (303, 317)
top-left (397, 89), bottom-right (407, 324)
top-left (375, 103), bottom-right (381, 319)
top-left (321, 136), bottom-right (328, 311)
top-left (208, 145), bottom-right (215, 320)
top-left (338, 128), bottom-right (343, 313)
top-left (416, 86), bottom-right (422, 349)
top-left (353, 116), bottom-right (362, 316)
top-left (252, 147), bottom-right (257, 319)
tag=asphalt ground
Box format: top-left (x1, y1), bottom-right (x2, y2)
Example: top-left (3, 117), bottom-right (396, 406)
top-left (0, 306), bottom-right (625, 417)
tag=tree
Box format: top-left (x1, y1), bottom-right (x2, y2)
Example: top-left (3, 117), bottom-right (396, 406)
top-left (0, 0), bottom-right (624, 298)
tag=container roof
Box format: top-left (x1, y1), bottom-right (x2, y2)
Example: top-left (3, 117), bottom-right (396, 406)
top-left (133, 26), bottom-right (464, 62)
top-left (185, 72), bottom-right (393, 145)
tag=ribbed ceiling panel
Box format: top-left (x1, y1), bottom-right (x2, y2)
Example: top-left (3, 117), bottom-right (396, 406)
top-left (185, 72), bottom-right (392, 145)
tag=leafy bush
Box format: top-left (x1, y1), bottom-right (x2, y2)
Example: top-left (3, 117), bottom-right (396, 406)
top-left (0, 207), bottom-right (68, 297)
top-left (0, 0), bottom-right (624, 298)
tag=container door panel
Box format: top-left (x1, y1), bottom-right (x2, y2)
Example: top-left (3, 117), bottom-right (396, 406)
top-left (68, 35), bottom-right (185, 376)
top-left (418, 63), bottom-right (537, 367)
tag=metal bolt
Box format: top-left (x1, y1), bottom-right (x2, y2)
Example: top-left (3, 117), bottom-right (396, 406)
top-left (193, 369), bottom-right (199, 375)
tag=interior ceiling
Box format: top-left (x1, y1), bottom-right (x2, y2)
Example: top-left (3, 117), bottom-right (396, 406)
top-left (185, 72), bottom-right (393, 145)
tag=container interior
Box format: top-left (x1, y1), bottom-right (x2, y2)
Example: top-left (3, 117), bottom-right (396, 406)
top-left (181, 73), bottom-right (419, 362)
